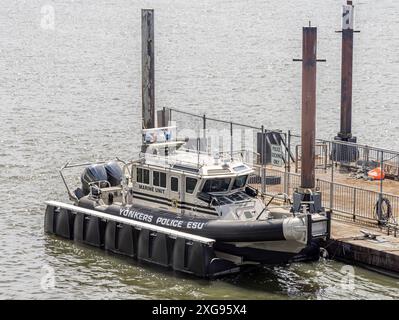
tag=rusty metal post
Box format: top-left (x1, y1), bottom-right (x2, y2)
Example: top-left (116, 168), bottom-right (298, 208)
top-left (339, 1), bottom-right (356, 140)
top-left (333, 1), bottom-right (359, 163)
top-left (142, 9), bottom-right (155, 130)
top-left (300, 26), bottom-right (317, 190)
top-left (292, 25), bottom-right (325, 213)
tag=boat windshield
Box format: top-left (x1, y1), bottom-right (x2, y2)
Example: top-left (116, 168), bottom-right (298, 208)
top-left (232, 175), bottom-right (248, 189)
top-left (202, 178), bottom-right (231, 193)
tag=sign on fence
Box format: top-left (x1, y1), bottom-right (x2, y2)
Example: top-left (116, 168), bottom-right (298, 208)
top-left (271, 144), bottom-right (283, 167)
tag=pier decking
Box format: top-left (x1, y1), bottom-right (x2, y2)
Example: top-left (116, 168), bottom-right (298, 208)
top-left (327, 221), bottom-right (399, 278)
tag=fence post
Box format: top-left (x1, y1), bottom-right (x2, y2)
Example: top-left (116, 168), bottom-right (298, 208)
top-left (197, 137), bottom-right (200, 168)
top-left (353, 188), bottom-right (356, 221)
top-left (396, 154), bottom-right (399, 181)
top-left (230, 122), bottom-right (233, 161)
top-left (261, 125), bottom-right (265, 195)
top-left (287, 130), bottom-right (291, 173)
top-left (287, 131), bottom-right (291, 197)
top-left (378, 150), bottom-right (384, 221)
top-left (380, 150), bottom-right (384, 195)
top-left (284, 132), bottom-right (288, 196)
top-left (203, 114), bottom-right (206, 140)
top-left (162, 106), bottom-right (166, 127)
top-left (330, 149), bottom-right (334, 211)
top-left (324, 143), bottom-right (327, 172)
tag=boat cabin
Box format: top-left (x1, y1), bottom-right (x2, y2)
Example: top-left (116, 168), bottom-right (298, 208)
top-left (127, 129), bottom-right (264, 220)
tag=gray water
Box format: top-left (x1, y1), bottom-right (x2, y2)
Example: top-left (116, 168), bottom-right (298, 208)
top-left (1, 0), bottom-right (399, 299)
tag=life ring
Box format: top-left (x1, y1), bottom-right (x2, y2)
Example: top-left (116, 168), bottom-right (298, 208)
top-left (373, 197), bottom-right (392, 225)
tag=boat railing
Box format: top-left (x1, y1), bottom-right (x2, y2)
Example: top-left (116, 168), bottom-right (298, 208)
top-left (217, 149), bottom-right (261, 165)
top-left (59, 158), bottom-right (130, 202)
top-left (139, 150), bottom-right (207, 169)
top-left (141, 146), bottom-right (258, 168)
top-left (88, 180), bottom-right (112, 198)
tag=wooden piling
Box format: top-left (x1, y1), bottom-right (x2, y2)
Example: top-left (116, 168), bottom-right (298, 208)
top-left (142, 9), bottom-right (155, 130)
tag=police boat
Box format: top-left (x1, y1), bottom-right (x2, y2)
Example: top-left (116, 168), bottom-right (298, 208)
top-left (44, 126), bottom-right (330, 277)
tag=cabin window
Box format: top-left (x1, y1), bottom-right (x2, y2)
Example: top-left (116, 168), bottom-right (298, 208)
top-left (171, 177), bottom-right (179, 192)
top-left (185, 177), bottom-right (197, 194)
top-left (153, 171), bottom-right (166, 188)
top-left (202, 178), bottom-right (231, 193)
top-left (137, 168), bottom-right (149, 184)
top-left (232, 175), bottom-right (248, 189)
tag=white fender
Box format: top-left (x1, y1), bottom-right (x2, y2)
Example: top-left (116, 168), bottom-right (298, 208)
top-left (282, 216), bottom-right (308, 243)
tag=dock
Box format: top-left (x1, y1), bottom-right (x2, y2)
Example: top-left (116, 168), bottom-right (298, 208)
top-left (143, 2), bottom-right (399, 278)
top-left (327, 221), bottom-right (399, 278)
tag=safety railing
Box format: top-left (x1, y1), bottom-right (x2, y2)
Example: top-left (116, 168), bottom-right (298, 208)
top-left (163, 107), bottom-right (399, 231)
top-left (248, 167), bottom-right (399, 232)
